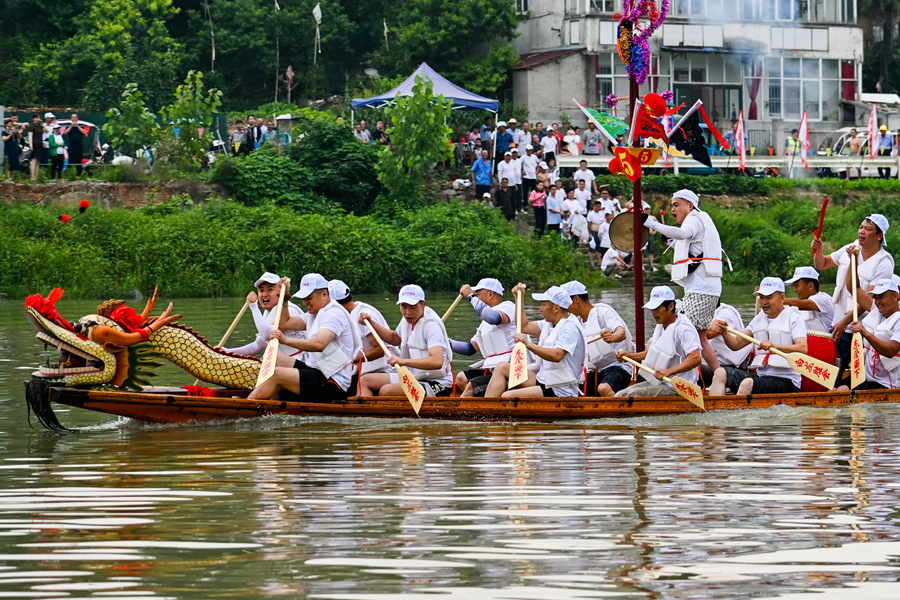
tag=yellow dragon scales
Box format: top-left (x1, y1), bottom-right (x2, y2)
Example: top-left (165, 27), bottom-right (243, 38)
top-left (26, 287), bottom-right (260, 390)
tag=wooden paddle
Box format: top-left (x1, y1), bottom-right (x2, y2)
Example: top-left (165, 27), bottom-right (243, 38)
top-left (442, 294), bottom-right (464, 322)
top-left (194, 299), bottom-right (251, 385)
top-left (364, 318), bottom-right (425, 416)
top-left (508, 287), bottom-right (529, 389)
top-left (255, 280), bottom-right (289, 387)
top-left (811, 197), bottom-right (829, 254)
top-left (850, 253), bottom-right (864, 389)
top-left (726, 326), bottom-right (838, 390)
top-left (619, 355), bottom-right (704, 409)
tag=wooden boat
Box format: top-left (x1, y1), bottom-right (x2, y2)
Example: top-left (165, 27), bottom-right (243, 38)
top-left (25, 383), bottom-right (900, 427)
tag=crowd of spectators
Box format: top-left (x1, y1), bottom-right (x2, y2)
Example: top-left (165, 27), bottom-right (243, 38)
top-left (3, 112), bottom-right (91, 180)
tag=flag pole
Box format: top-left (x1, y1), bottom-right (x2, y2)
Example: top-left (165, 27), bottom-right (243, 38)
top-left (628, 27), bottom-right (645, 352)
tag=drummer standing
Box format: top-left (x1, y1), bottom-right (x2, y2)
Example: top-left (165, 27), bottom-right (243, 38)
top-left (645, 189), bottom-right (725, 372)
top-left (782, 267), bottom-right (834, 333)
top-left (812, 214), bottom-right (894, 380)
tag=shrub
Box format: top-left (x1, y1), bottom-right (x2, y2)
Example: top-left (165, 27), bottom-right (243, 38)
top-left (210, 146), bottom-right (317, 208)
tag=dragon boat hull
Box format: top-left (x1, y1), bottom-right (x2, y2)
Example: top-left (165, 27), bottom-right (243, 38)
top-left (27, 384), bottom-right (900, 426)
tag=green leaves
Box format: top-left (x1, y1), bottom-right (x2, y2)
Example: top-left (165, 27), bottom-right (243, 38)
top-left (157, 70), bottom-right (223, 170)
top-left (103, 83), bottom-right (160, 158)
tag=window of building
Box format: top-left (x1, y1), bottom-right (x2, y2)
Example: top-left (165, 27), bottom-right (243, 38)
top-left (515, 0), bottom-right (529, 13)
top-left (589, 0), bottom-right (617, 12)
top-left (570, 20), bottom-right (581, 45)
top-left (766, 57), bottom-right (782, 116)
top-left (596, 53), bottom-right (633, 104)
top-left (764, 57), bottom-right (856, 121)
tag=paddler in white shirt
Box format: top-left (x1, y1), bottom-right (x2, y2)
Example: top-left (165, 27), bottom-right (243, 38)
top-left (709, 277), bottom-right (808, 396)
top-left (450, 278), bottom-right (518, 397)
top-left (562, 281), bottom-right (633, 396)
top-left (700, 300), bottom-right (752, 388)
top-left (615, 286), bottom-right (702, 397)
top-left (484, 284), bottom-right (586, 398)
top-left (224, 271), bottom-right (307, 359)
top-left (644, 189), bottom-right (725, 372)
top-left (812, 214), bottom-right (894, 381)
top-left (248, 273), bottom-right (362, 402)
top-left (782, 266), bottom-right (835, 333)
top-left (357, 285), bottom-right (454, 398)
top-left (327, 280), bottom-right (396, 378)
top-left (836, 276), bottom-right (900, 391)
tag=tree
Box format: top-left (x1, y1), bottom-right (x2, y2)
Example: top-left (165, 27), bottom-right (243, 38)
top-left (103, 84), bottom-right (160, 158)
top-left (376, 75), bottom-right (453, 206)
top-left (860, 0), bottom-right (900, 92)
top-left (157, 71), bottom-right (223, 170)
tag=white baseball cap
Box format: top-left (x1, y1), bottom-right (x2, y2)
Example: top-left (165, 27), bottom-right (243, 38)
top-left (865, 214), bottom-right (890, 246)
top-left (44, 112), bottom-right (55, 119)
top-left (504, 151), bottom-right (512, 156)
top-left (755, 277), bottom-right (786, 296)
top-left (525, 144), bottom-right (534, 150)
top-left (539, 161), bottom-right (549, 169)
top-left (893, 274), bottom-right (900, 288)
top-left (562, 281), bottom-right (588, 296)
top-left (397, 284), bottom-right (426, 305)
top-left (784, 266), bottom-right (820, 285)
top-left (641, 201), bottom-right (650, 211)
top-left (867, 278), bottom-right (900, 296)
top-left (643, 286), bottom-right (676, 309)
top-left (497, 121), bottom-right (507, 127)
top-left (328, 279), bottom-right (350, 301)
top-left (511, 148), bottom-right (519, 153)
top-left (672, 189), bottom-right (699, 208)
top-left (254, 272), bottom-right (281, 288)
top-left (294, 273), bottom-right (329, 298)
top-left (482, 192), bottom-right (492, 198)
top-left (532, 285), bottom-right (572, 309)
top-left (472, 278), bottom-right (504, 295)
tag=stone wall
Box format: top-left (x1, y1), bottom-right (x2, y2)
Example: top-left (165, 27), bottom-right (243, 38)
top-left (0, 181), bottom-right (229, 210)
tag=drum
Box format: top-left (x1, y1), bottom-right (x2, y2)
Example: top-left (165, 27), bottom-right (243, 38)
top-left (801, 331), bottom-right (837, 392)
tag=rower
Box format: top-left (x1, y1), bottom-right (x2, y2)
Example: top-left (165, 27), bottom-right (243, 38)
top-left (614, 286), bottom-right (702, 398)
top-left (709, 277), bottom-right (808, 396)
top-left (700, 300), bottom-right (753, 388)
top-left (812, 214), bottom-right (894, 381)
top-left (224, 271), bottom-right (306, 359)
top-left (783, 267), bottom-right (835, 333)
top-left (328, 280), bottom-right (395, 378)
top-left (836, 276), bottom-right (900, 391)
top-left (645, 189), bottom-right (725, 372)
top-left (248, 273), bottom-right (362, 402)
top-left (562, 281), bottom-right (632, 396)
top-left (450, 278), bottom-right (517, 397)
top-left (484, 284), bottom-right (586, 398)
top-left (357, 285), bottom-right (454, 397)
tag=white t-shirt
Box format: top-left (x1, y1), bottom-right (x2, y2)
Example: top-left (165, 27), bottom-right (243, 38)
top-left (497, 160), bottom-right (518, 186)
top-left (509, 158), bottom-right (523, 185)
top-left (648, 317), bottom-right (703, 387)
top-left (304, 306), bottom-right (357, 390)
top-left (540, 135), bottom-right (558, 155)
top-left (651, 213), bottom-right (721, 297)
top-left (746, 309), bottom-right (807, 387)
top-left (522, 154), bottom-right (539, 179)
top-left (514, 129), bottom-right (530, 148)
top-left (829, 243), bottom-right (896, 331)
top-left (561, 198), bottom-right (584, 217)
top-left (564, 134), bottom-right (581, 155)
top-left (589, 304), bottom-right (631, 374)
top-left (574, 188), bottom-right (593, 209)
top-left (600, 222), bottom-right (612, 247)
top-left (395, 320), bottom-right (453, 387)
top-left (800, 291), bottom-right (835, 332)
top-left (536, 319), bottom-right (585, 398)
top-left (573, 168), bottom-right (596, 184)
top-left (865, 310), bottom-right (900, 387)
top-left (601, 247), bottom-right (624, 269)
top-left (587, 210), bottom-right (606, 230)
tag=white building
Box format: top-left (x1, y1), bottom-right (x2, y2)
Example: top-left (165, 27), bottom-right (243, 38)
top-left (511, 0), bottom-right (863, 151)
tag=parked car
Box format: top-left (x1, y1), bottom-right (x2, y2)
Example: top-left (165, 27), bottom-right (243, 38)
top-left (815, 127), bottom-right (893, 178)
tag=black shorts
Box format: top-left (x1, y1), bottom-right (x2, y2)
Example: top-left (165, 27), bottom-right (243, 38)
top-left (854, 380), bottom-right (887, 391)
top-left (463, 368), bottom-right (492, 397)
top-left (537, 382), bottom-right (558, 398)
top-left (586, 365), bottom-right (631, 394)
top-left (723, 366), bottom-right (799, 395)
top-left (280, 360), bottom-right (349, 403)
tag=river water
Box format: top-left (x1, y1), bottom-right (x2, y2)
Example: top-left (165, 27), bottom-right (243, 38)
top-left (2, 287), bottom-right (900, 599)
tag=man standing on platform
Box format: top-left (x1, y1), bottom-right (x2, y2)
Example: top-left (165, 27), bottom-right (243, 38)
top-left (645, 189), bottom-right (725, 372)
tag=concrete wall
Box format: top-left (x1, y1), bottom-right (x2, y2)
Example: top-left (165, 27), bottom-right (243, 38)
top-left (514, 52), bottom-right (592, 127)
top-left (0, 181), bottom-right (228, 210)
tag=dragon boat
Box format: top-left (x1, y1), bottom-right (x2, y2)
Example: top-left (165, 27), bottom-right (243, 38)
top-left (23, 291), bottom-right (900, 429)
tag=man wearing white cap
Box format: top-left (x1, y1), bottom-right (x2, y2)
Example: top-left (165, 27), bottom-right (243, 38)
top-left (836, 278), bottom-right (900, 390)
top-left (497, 151), bottom-right (518, 204)
top-left (700, 299), bottom-right (752, 388)
top-left (563, 281), bottom-right (632, 396)
top-left (450, 278), bottom-right (518, 397)
top-left (546, 182), bottom-right (565, 233)
top-left (522, 144), bottom-right (539, 202)
top-left (783, 266), bottom-right (834, 333)
top-left (510, 148), bottom-right (524, 213)
top-left (357, 285), bottom-right (454, 397)
top-left (645, 189), bottom-right (725, 372)
top-left (327, 280), bottom-right (396, 380)
top-left (709, 277), bottom-right (808, 396)
top-left (225, 272), bottom-right (307, 359)
top-left (615, 286), bottom-right (702, 397)
top-left (573, 159), bottom-right (599, 196)
top-left (574, 179), bottom-right (593, 214)
top-left (540, 128), bottom-right (558, 165)
top-left (813, 214), bottom-right (894, 382)
top-left (481, 191), bottom-right (493, 206)
top-left (484, 284), bottom-right (586, 398)
top-left (248, 273), bottom-right (362, 402)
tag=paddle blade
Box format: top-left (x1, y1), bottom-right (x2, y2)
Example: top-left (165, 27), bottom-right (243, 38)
top-left (256, 340), bottom-right (280, 387)
top-left (671, 377), bottom-right (704, 409)
top-left (507, 342), bottom-right (529, 389)
top-left (398, 366), bottom-right (426, 415)
top-left (851, 333), bottom-right (865, 389)
top-left (786, 352), bottom-right (838, 390)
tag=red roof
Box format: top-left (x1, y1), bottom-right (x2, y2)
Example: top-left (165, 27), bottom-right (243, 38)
top-left (516, 47), bottom-right (584, 70)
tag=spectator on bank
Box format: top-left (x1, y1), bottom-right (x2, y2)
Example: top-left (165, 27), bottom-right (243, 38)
top-left (546, 182), bottom-right (563, 233)
top-left (515, 121), bottom-right (531, 149)
top-left (42, 112), bottom-right (55, 165)
top-left (535, 122), bottom-right (546, 141)
top-left (373, 120), bottom-right (390, 145)
top-left (24, 114), bottom-right (44, 180)
top-left (536, 160), bottom-right (550, 190)
top-left (583, 121), bottom-right (602, 156)
top-left (480, 116), bottom-right (494, 155)
top-left (574, 179), bottom-right (592, 213)
top-left (573, 159), bottom-right (599, 195)
top-left (723, 121), bottom-right (747, 155)
top-left (547, 158), bottom-right (560, 184)
top-left (470, 148), bottom-right (493, 199)
top-left (494, 177), bottom-right (515, 221)
top-left (521, 144), bottom-right (539, 200)
top-left (247, 115), bottom-right (260, 149)
top-left (564, 126), bottom-right (581, 156)
top-left (497, 151), bottom-right (518, 206)
top-left (540, 128), bottom-right (558, 165)
top-left (468, 126), bottom-right (480, 148)
top-left (48, 124), bottom-right (64, 179)
top-left (2, 118), bottom-right (21, 174)
top-left (878, 125), bottom-right (893, 178)
top-left (509, 148), bottom-right (524, 213)
top-left (531, 134), bottom-right (542, 157)
top-left (261, 120), bottom-right (278, 145)
top-left (66, 113), bottom-right (87, 176)
top-left (230, 120), bottom-right (252, 155)
top-left (562, 187), bottom-right (584, 217)
top-left (354, 121), bottom-right (372, 143)
top-left (506, 119), bottom-right (521, 149)
top-left (785, 128), bottom-right (800, 156)
top-left (601, 246), bottom-right (629, 278)
top-left (494, 122), bottom-right (513, 165)
top-left (608, 134), bottom-right (624, 155)
top-left (529, 180), bottom-right (547, 236)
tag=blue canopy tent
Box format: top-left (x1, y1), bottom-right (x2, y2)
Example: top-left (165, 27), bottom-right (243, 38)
top-left (350, 62), bottom-right (499, 122)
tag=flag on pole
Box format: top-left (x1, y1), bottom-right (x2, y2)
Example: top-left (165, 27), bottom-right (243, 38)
top-left (313, 3), bottom-right (322, 63)
top-left (735, 110), bottom-right (746, 171)
top-left (798, 110), bottom-right (810, 168)
top-left (669, 108), bottom-right (711, 168)
top-left (286, 65), bottom-right (294, 85)
top-left (574, 99), bottom-right (622, 147)
top-left (633, 104), bottom-right (668, 146)
top-left (384, 18), bottom-right (389, 49)
top-left (866, 104), bottom-right (879, 160)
